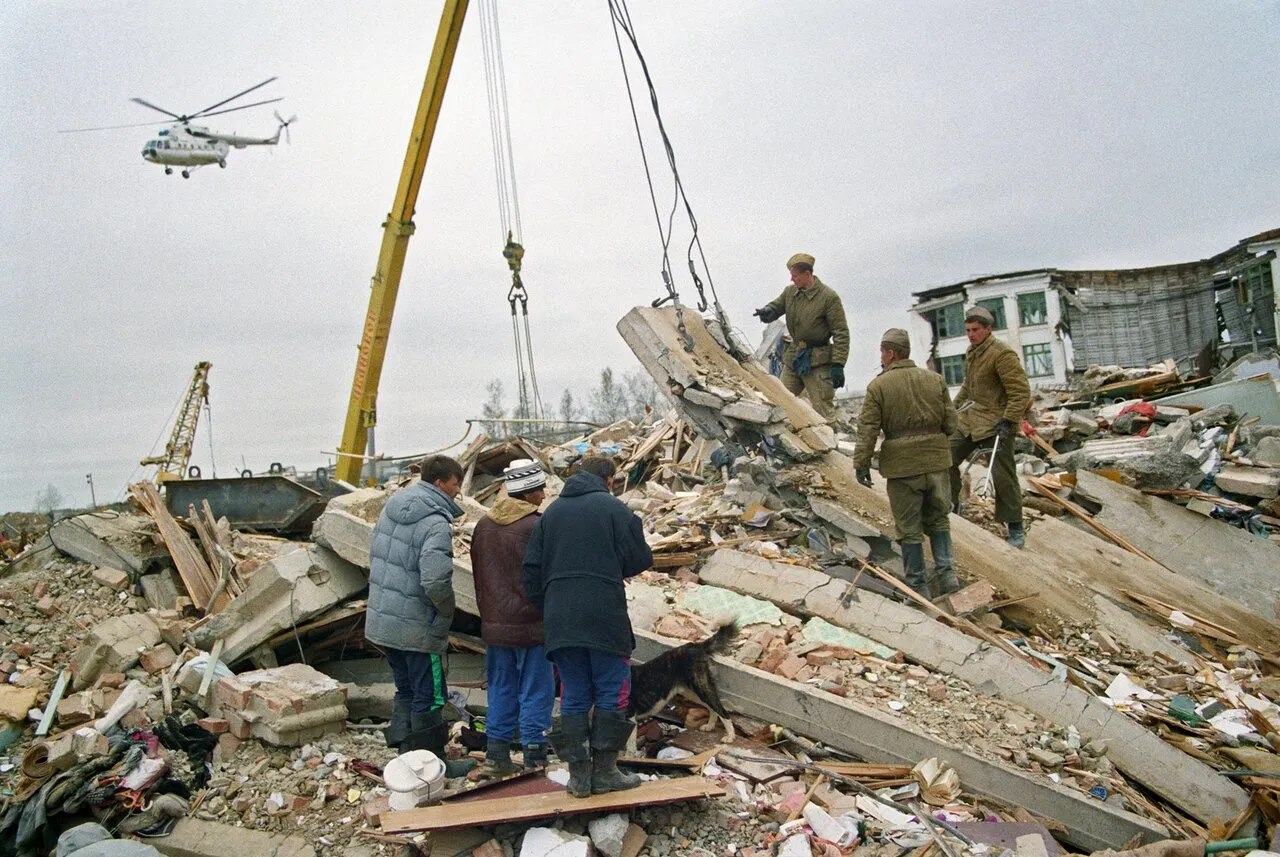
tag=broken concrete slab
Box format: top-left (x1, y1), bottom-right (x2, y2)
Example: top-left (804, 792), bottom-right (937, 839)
top-left (69, 612), bottom-right (162, 690)
top-left (814, 452), bottom-right (1280, 650)
top-left (696, 548), bottom-right (1248, 826)
top-left (139, 568), bottom-right (183, 611)
top-left (1215, 463), bottom-right (1280, 499)
top-left (190, 544), bottom-right (366, 666)
top-left (617, 306), bottom-right (834, 459)
top-left (631, 630), bottom-right (1165, 853)
top-left (1074, 470), bottom-right (1280, 622)
top-left (49, 511), bottom-right (172, 576)
top-left (152, 817), bottom-right (315, 857)
top-left (310, 488), bottom-right (388, 568)
top-left (1255, 435), bottom-right (1280, 466)
top-left (1090, 596), bottom-right (1196, 667)
top-left (808, 496), bottom-right (885, 541)
top-left (208, 664), bottom-right (348, 747)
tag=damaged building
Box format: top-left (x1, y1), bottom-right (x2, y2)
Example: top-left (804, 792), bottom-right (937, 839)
top-left (909, 228), bottom-right (1280, 391)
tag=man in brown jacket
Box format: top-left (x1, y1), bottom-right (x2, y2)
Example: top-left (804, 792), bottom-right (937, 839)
top-left (470, 459), bottom-right (555, 773)
top-left (948, 306), bottom-right (1032, 547)
top-left (854, 329), bottom-right (959, 598)
top-left (754, 253), bottom-right (850, 420)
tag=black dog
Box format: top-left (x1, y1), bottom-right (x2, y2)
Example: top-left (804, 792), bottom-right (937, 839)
top-left (629, 622), bottom-right (737, 742)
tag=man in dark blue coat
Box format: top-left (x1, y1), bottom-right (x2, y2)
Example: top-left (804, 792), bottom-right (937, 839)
top-left (522, 455), bottom-right (653, 797)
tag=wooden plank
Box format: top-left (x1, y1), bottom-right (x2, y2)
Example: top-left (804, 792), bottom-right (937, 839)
top-left (129, 482), bottom-right (216, 609)
top-left (189, 503), bottom-right (233, 612)
top-left (382, 776), bottom-right (725, 833)
top-left (1026, 477), bottom-right (1163, 565)
top-left (652, 552), bottom-right (698, 569)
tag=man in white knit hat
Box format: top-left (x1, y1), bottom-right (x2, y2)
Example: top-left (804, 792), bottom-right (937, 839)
top-left (470, 458), bottom-right (554, 773)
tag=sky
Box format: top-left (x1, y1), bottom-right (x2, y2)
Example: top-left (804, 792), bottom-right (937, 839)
top-left (2, 1), bottom-right (1277, 513)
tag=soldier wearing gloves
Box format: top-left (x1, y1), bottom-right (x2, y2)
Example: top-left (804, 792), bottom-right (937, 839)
top-left (853, 329), bottom-right (959, 599)
top-left (949, 305), bottom-right (1032, 547)
top-left (753, 253), bottom-right (850, 419)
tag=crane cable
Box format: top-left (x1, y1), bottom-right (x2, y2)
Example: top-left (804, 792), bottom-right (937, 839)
top-left (480, 0), bottom-right (544, 421)
top-left (607, 0), bottom-right (739, 356)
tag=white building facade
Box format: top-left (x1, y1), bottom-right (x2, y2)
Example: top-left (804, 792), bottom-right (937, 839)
top-left (907, 270), bottom-right (1072, 394)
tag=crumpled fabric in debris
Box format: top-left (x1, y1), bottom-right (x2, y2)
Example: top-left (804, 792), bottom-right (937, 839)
top-left (56, 823), bottom-right (163, 856)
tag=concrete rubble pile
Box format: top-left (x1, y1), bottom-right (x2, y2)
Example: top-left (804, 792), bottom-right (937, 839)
top-left (4, 313), bottom-right (1280, 857)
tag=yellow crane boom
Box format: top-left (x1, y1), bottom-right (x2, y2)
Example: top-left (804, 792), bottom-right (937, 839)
top-left (335, 0), bottom-right (470, 484)
top-left (141, 361), bottom-right (211, 483)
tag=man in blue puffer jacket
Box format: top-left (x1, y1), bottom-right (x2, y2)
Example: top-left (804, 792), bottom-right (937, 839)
top-left (366, 454), bottom-right (473, 775)
top-left (522, 455), bottom-right (653, 797)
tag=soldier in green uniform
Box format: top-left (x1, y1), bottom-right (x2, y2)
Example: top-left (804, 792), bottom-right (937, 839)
top-left (853, 329), bottom-right (959, 599)
top-left (948, 306), bottom-right (1032, 548)
top-left (754, 253), bottom-right (850, 419)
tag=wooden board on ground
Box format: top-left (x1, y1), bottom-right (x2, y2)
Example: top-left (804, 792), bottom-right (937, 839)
top-left (381, 776), bottom-right (725, 833)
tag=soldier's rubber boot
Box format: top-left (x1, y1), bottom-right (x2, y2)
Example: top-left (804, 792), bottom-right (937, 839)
top-left (929, 530), bottom-right (960, 596)
top-left (1006, 521), bottom-right (1026, 549)
top-left (590, 708), bottom-right (641, 794)
top-left (522, 743), bottom-right (549, 770)
top-left (901, 542), bottom-right (933, 600)
top-left (547, 714), bottom-right (593, 797)
top-left (481, 738), bottom-right (520, 776)
top-left (383, 698), bottom-right (412, 750)
top-left (404, 710), bottom-right (478, 778)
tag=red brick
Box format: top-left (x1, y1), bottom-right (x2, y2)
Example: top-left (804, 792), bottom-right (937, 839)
top-left (57, 696), bottom-right (94, 726)
top-left (285, 794), bottom-right (309, 812)
top-left (139, 644), bottom-right (176, 675)
top-left (120, 709), bottom-right (149, 730)
top-left (225, 711), bottom-right (252, 739)
top-left (91, 567), bottom-right (131, 592)
top-left (36, 595), bottom-right (58, 616)
top-left (673, 568), bottom-right (700, 584)
top-left (97, 673), bottom-right (126, 689)
top-left (32, 582), bottom-right (49, 599)
top-left (758, 648), bottom-right (787, 674)
top-left (805, 649), bottom-right (835, 667)
top-left (776, 654), bottom-right (806, 680)
top-left (198, 717), bottom-right (229, 734)
top-left (472, 841), bottom-right (504, 857)
top-left (214, 677), bottom-right (252, 711)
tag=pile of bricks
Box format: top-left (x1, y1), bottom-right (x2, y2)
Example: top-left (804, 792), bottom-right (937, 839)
top-left (187, 663), bottom-right (348, 748)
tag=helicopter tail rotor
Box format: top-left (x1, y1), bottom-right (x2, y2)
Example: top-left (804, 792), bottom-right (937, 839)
top-left (273, 110), bottom-right (297, 144)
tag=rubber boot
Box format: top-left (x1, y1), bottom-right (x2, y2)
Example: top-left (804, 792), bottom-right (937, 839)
top-left (900, 542), bottom-right (932, 600)
top-left (1006, 521), bottom-right (1026, 549)
top-left (589, 708), bottom-right (641, 794)
top-left (481, 738), bottom-right (520, 776)
top-left (404, 710), bottom-right (477, 778)
top-left (547, 714), bottom-right (593, 797)
top-left (929, 530), bottom-right (960, 596)
top-left (383, 698), bottom-right (412, 750)
top-left (522, 743), bottom-right (549, 770)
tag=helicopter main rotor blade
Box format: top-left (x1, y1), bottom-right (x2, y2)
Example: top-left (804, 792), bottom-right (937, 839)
top-left (131, 97), bottom-right (183, 119)
top-left (58, 120), bottom-right (171, 133)
top-left (191, 76), bottom-right (278, 119)
top-left (198, 97), bottom-right (284, 119)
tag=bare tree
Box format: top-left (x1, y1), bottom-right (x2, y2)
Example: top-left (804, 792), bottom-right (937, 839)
top-left (33, 484), bottom-right (64, 517)
top-left (480, 379), bottom-right (507, 438)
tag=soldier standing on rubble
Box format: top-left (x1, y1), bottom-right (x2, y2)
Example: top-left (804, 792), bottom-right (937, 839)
top-left (522, 455), bottom-right (653, 798)
top-left (470, 458), bottom-right (555, 775)
top-left (365, 454), bottom-right (475, 777)
top-left (753, 253), bottom-right (850, 420)
top-left (853, 329), bottom-right (960, 599)
top-left (949, 305), bottom-right (1032, 548)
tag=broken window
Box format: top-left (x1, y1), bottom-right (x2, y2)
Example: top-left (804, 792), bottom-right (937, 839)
top-left (976, 298), bottom-right (1007, 330)
top-left (940, 354), bottom-right (965, 386)
top-left (927, 302), bottom-right (965, 339)
top-left (1017, 291), bottom-right (1048, 326)
top-left (1023, 343), bottom-right (1054, 377)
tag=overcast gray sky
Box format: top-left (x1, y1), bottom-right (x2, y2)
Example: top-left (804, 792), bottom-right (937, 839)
top-left (2, 1), bottom-right (1277, 513)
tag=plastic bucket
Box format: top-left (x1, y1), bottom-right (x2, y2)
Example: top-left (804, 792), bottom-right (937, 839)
top-left (384, 750), bottom-right (446, 810)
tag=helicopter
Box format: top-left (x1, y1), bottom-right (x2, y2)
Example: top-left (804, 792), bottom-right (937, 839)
top-left (61, 78), bottom-right (296, 178)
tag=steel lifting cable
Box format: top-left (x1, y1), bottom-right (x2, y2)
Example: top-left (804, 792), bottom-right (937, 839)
top-left (607, 0), bottom-right (739, 355)
top-left (481, 0), bottom-right (543, 420)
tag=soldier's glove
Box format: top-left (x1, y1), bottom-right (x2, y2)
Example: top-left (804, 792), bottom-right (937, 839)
top-left (994, 418), bottom-right (1013, 442)
top-left (753, 306), bottom-right (781, 323)
top-left (831, 363), bottom-right (845, 389)
top-left (855, 468), bottom-right (873, 488)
